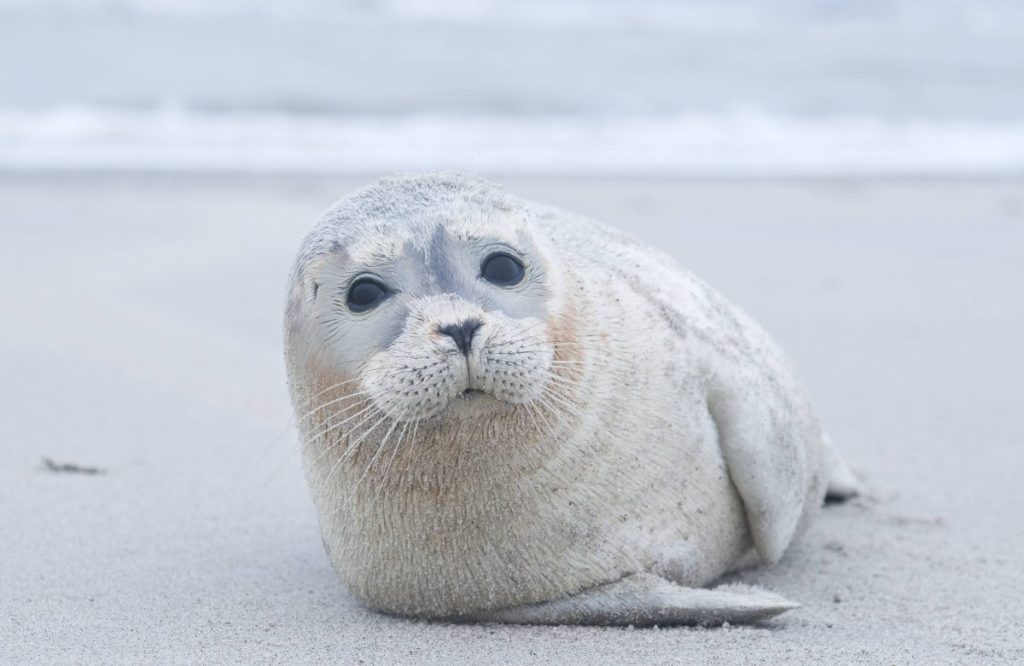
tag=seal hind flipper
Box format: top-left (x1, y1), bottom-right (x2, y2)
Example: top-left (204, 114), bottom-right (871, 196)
top-left (822, 434), bottom-right (863, 503)
top-left (462, 573), bottom-right (798, 626)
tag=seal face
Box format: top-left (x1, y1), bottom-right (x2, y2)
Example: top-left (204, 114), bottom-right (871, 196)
top-left (284, 173), bottom-right (855, 626)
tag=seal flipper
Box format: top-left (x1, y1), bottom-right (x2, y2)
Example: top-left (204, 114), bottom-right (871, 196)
top-left (463, 573), bottom-right (798, 626)
top-left (707, 377), bottom-right (809, 566)
top-left (823, 434), bottom-right (862, 503)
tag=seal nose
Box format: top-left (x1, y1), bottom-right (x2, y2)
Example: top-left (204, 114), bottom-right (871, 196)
top-left (438, 319), bottom-right (482, 356)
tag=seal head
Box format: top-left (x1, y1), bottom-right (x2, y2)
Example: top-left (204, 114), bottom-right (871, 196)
top-left (286, 174), bottom-right (567, 425)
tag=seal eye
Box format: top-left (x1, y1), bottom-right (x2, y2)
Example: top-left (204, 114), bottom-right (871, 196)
top-left (346, 278), bottom-right (388, 313)
top-left (481, 252), bottom-right (525, 287)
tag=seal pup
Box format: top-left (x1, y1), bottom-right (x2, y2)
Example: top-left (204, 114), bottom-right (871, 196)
top-left (284, 173), bottom-right (858, 625)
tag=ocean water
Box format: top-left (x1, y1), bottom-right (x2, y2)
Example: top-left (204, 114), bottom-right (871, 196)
top-left (1, 0), bottom-right (1023, 174)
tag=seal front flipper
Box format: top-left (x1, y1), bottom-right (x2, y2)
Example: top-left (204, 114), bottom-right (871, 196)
top-left (462, 573), bottom-right (798, 626)
top-left (706, 368), bottom-right (813, 566)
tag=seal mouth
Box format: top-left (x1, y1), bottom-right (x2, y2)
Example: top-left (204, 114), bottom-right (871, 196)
top-left (443, 387), bottom-right (508, 419)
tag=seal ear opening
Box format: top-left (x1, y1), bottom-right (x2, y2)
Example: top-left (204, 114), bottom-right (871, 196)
top-left (301, 257), bottom-right (327, 305)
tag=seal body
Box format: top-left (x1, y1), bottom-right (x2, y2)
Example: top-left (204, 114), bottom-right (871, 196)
top-left (284, 174), bottom-right (850, 625)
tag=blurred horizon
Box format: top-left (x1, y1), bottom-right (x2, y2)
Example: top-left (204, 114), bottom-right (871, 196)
top-left (2, 0), bottom-right (1023, 175)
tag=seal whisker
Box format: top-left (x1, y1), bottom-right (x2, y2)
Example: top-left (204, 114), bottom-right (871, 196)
top-left (519, 401), bottom-right (547, 442)
top-left (536, 389), bottom-right (585, 422)
top-left (539, 375), bottom-right (590, 394)
top-left (321, 407), bottom-right (410, 524)
top-left (316, 410), bottom-right (395, 497)
top-left (303, 400), bottom-right (380, 452)
top-left (293, 376), bottom-right (365, 413)
top-left (258, 376), bottom-right (367, 461)
top-left (528, 393), bottom-right (564, 439)
top-left (525, 400), bottom-right (560, 443)
top-left (544, 375), bottom-right (689, 438)
top-left (305, 394), bottom-right (400, 467)
top-left (372, 413), bottom-right (419, 503)
top-left (303, 407), bottom-right (385, 481)
top-left (537, 388), bottom-right (586, 413)
top-left (258, 394), bottom-right (380, 486)
top-left (532, 398), bottom-right (572, 443)
top-left (293, 390), bottom-right (376, 432)
top-left (487, 318), bottom-right (548, 344)
top-left (347, 407), bottom-right (408, 500)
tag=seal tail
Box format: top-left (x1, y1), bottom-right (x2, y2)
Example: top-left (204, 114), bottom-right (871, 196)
top-left (462, 573), bottom-right (798, 626)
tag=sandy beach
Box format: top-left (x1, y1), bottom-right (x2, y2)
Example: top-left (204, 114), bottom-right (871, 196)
top-left (2, 174), bottom-right (1022, 664)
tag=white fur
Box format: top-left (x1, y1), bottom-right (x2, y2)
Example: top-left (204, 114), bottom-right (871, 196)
top-left (284, 173), bottom-right (847, 625)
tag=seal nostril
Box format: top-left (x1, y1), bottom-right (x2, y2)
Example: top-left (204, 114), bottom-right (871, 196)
top-left (438, 319), bottom-right (482, 356)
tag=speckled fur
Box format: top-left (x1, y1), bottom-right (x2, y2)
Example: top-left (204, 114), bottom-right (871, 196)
top-left (284, 173), bottom-right (838, 624)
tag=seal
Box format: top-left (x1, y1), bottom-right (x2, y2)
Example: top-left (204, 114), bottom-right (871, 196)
top-left (284, 173), bottom-right (858, 625)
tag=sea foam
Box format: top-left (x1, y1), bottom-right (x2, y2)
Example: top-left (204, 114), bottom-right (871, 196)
top-left (2, 105), bottom-right (1023, 175)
